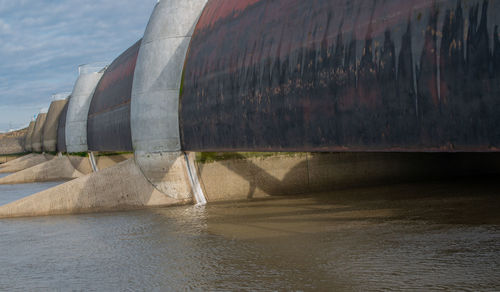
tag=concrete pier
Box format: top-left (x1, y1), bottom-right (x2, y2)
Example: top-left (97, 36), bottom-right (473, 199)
top-left (131, 0), bottom-right (207, 200)
top-left (24, 122), bottom-right (35, 153)
top-left (0, 156), bottom-right (84, 184)
top-left (31, 113), bottom-right (47, 153)
top-left (0, 154), bottom-right (53, 173)
top-left (66, 67), bottom-right (104, 153)
top-left (0, 159), bottom-right (190, 218)
top-left (43, 99), bottom-right (68, 152)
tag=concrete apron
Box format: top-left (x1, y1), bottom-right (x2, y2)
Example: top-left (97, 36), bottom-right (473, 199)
top-left (0, 154), bottom-right (35, 168)
top-left (193, 152), bottom-right (500, 202)
top-left (0, 156), bottom-right (85, 185)
top-left (0, 154), bottom-right (54, 173)
top-left (0, 158), bottom-right (191, 219)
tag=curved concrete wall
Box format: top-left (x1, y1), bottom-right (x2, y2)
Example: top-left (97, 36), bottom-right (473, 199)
top-left (130, 0), bottom-right (208, 198)
top-left (180, 0), bottom-right (500, 152)
top-left (31, 113), bottom-right (47, 152)
top-left (43, 99), bottom-right (68, 152)
top-left (66, 71), bottom-right (104, 153)
top-left (24, 122), bottom-right (36, 152)
top-left (131, 0), bottom-right (208, 153)
top-left (88, 40), bottom-right (141, 152)
top-left (57, 101), bottom-right (69, 153)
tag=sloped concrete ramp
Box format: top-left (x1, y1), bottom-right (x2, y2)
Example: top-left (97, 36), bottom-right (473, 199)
top-left (0, 159), bottom-right (191, 219)
top-left (0, 156), bottom-right (84, 184)
top-left (0, 154), bottom-right (53, 173)
top-left (0, 154), bottom-right (35, 168)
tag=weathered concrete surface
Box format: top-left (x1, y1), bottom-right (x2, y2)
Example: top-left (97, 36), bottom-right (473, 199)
top-left (130, 0), bottom-right (207, 202)
top-left (134, 152), bottom-right (193, 200)
top-left (43, 99), bottom-right (68, 152)
top-left (31, 113), bottom-right (47, 152)
top-left (0, 159), bottom-right (191, 219)
top-left (0, 156), bottom-right (84, 184)
top-left (0, 154), bottom-right (34, 168)
top-left (195, 152), bottom-right (500, 202)
top-left (0, 128), bottom-right (27, 155)
top-left (95, 153), bottom-right (134, 171)
top-left (24, 122), bottom-right (36, 152)
top-left (0, 155), bottom-right (24, 164)
top-left (0, 154), bottom-right (53, 173)
top-left (131, 0), bottom-right (208, 152)
top-left (65, 154), bottom-right (132, 174)
top-left (67, 155), bottom-right (93, 175)
top-left (66, 71), bottom-right (104, 153)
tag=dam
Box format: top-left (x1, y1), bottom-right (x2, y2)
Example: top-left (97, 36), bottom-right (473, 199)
top-left (0, 0), bottom-right (499, 290)
top-left (0, 0), bottom-right (499, 216)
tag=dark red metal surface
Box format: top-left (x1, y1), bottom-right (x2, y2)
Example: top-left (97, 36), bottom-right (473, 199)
top-left (57, 101), bottom-right (69, 153)
top-left (87, 40), bottom-right (141, 152)
top-left (180, 0), bottom-right (500, 152)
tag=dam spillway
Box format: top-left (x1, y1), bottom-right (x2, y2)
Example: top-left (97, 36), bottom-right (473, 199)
top-left (0, 0), bottom-right (499, 218)
top-left (1, 1), bottom-right (500, 289)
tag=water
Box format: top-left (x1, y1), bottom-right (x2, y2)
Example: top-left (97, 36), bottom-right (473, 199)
top-left (0, 178), bottom-right (499, 291)
top-left (0, 179), bottom-right (65, 205)
top-left (0, 173), bottom-right (11, 179)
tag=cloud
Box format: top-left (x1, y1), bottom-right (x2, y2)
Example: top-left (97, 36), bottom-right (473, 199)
top-left (0, 0), bottom-right (158, 132)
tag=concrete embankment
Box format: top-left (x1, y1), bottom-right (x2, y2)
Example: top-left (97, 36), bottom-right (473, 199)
top-left (0, 128), bottom-right (27, 155)
top-left (0, 156), bottom-right (85, 184)
top-left (0, 154), bottom-right (34, 168)
top-left (31, 113), bottom-right (47, 153)
top-left (0, 159), bottom-right (190, 218)
top-left (0, 155), bottom-right (25, 165)
top-left (0, 154), bottom-right (53, 173)
top-left (194, 152), bottom-right (500, 202)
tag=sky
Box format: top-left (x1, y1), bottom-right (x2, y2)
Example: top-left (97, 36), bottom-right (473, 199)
top-left (0, 0), bottom-right (158, 132)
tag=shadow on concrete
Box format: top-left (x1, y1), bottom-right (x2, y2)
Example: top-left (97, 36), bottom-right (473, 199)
top-left (196, 152), bottom-right (500, 201)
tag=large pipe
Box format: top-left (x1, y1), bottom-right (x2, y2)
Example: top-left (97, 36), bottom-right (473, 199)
top-left (31, 113), bottom-right (47, 153)
top-left (24, 121), bottom-right (36, 152)
top-left (87, 40), bottom-right (141, 152)
top-left (57, 101), bottom-right (69, 153)
top-left (179, 0), bottom-right (500, 152)
top-left (65, 65), bottom-right (104, 153)
top-left (43, 98), bottom-right (68, 152)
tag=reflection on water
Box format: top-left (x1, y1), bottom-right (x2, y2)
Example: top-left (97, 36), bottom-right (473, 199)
top-left (0, 173), bottom-right (11, 179)
top-left (0, 181), bottom-right (65, 206)
top-left (0, 178), bottom-right (499, 291)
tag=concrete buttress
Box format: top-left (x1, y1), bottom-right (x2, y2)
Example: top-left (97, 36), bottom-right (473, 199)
top-left (131, 0), bottom-right (208, 199)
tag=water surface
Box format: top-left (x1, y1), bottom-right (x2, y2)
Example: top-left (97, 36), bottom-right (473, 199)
top-left (0, 178), bottom-right (499, 291)
top-left (0, 180), bottom-right (64, 206)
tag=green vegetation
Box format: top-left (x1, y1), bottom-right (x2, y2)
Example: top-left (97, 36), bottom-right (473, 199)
top-left (67, 152), bottom-right (88, 157)
top-left (195, 152), bottom-right (307, 163)
top-left (0, 152), bottom-right (28, 157)
top-left (63, 151), bottom-right (133, 157)
top-left (96, 151), bottom-right (133, 157)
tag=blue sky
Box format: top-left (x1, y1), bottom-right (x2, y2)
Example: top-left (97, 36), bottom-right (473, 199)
top-left (0, 0), bottom-right (158, 132)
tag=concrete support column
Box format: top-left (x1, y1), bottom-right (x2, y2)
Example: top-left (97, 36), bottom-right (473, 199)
top-left (24, 121), bottom-right (36, 152)
top-left (66, 67), bottom-right (104, 153)
top-left (43, 98), bottom-right (68, 152)
top-left (131, 0), bottom-right (207, 199)
top-left (32, 113), bottom-right (47, 153)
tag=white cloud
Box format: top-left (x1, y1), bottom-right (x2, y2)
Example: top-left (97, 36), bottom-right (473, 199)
top-left (0, 0), bottom-right (158, 132)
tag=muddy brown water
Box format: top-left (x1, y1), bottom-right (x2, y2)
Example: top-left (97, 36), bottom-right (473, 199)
top-left (0, 177), bottom-right (499, 291)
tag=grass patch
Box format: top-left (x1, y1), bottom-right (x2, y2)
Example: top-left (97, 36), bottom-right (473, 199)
top-left (0, 152), bottom-right (28, 157)
top-left (96, 151), bottom-right (133, 157)
top-left (195, 152), bottom-right (306, 163)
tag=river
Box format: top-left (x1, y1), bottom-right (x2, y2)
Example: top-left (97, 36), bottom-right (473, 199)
top-left (0, 177), bottom-right (499, 291)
